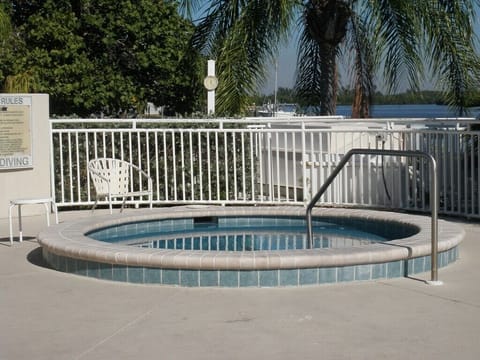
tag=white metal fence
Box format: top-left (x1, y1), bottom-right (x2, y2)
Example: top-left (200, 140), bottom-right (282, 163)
top-left (50, 116), bottom-right (480, 218)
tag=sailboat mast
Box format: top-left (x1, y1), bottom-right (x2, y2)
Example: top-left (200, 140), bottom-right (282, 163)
top-left (274, 60), bottom-right (278, 117)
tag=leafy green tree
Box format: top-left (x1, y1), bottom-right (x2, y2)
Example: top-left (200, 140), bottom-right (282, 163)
top-left (0, 3), bottom-right (10, 38)
top-left (182, 0), bottom-right (480, 117)
top-left (0, 2), bottom-right (33, 92)
top-left (1, 0), bottom-right (202, 116)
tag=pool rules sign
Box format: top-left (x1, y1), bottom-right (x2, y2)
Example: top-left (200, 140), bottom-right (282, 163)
top-left (0, 96), bottom-right (33, 169)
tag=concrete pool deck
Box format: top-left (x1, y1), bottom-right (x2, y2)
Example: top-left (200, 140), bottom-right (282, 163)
top-left (1, 209), bottom-right (479, 359)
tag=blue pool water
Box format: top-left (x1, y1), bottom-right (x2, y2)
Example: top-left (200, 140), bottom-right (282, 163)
top-left (88, 216), bottom-right (416, 251)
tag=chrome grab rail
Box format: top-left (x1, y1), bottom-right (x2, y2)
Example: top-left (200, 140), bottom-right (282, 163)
top-left (306, 148), bottom-right (441, 284)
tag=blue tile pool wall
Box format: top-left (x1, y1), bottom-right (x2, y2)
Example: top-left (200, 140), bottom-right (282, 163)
top-left (41, 246), bottom-right (459, 287)
top-left (218, 216), bottom-right (418, 240)
top-left (88, 218), bottom-right (194, 242)
top-left (88, 216), bottom-right (418, 245)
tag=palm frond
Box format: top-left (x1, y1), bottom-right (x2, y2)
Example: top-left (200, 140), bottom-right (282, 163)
top-left (420, 0), bottom-right (480, 115)
top-left (369, 0), bottom-right (423, 93)
top-left (295, 3), bottom-right (341, 115)
top-left (191, 0), bottom-right (480, 117)
top-left (344, 8), bottom-right (377, 118)
top-left (294, 24), bottom-right (323, 111)
top-left (193, 0), bottom-right (298, 115)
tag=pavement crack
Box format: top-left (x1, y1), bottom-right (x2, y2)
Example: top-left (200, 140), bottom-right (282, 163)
top-left (225, 317), bottom-right (254, 323)
top-left (379, 281), bottom-right (480, 309)
top-left (74, 308), bottom-right (154, 360)
top-left (224, 312), bottom-right (254, 323)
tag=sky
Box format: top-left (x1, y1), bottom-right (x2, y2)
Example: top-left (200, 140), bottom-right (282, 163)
top-left (261, 5), bottom-right (480, 95)
top-left (261, 41), bottom-right (297, 94)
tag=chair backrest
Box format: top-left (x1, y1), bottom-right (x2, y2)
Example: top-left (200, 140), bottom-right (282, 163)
top-left (88, 158), bottom-right (131, 196)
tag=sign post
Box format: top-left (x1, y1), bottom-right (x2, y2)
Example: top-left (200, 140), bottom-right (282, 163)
top-left (204, 60), bottom-right (218, 115)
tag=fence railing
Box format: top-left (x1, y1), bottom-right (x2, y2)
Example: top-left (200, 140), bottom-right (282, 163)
top-left (50, 116), bottom-right (480, 218)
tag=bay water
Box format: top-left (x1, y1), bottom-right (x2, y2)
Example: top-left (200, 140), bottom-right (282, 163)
top-left (336, 104), bottom-right (479, 118)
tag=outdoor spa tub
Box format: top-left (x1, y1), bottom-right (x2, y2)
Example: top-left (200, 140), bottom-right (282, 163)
top-left (38, 206), bottom-right (464, 287)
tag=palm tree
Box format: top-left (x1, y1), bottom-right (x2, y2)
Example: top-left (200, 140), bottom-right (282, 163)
top-left (181, 0), bottom-right (479, 117)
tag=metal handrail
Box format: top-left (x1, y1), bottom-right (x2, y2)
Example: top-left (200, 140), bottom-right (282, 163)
top-left (306, 148), bottom-right (441, 284)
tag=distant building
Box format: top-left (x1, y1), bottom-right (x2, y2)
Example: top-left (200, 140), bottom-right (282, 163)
top-left (145, 102), bottom-right (164, 116)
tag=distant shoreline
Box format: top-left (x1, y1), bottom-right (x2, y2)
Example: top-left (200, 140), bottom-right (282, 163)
top-left (335, 104), bottom-right (479, 118)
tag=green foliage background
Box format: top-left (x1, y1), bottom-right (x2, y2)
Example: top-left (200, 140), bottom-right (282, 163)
top-left (0, 0), bottom-right (203, 117)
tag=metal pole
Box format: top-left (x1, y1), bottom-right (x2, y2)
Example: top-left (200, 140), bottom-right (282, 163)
top-left (306, 148), bottom-right (442, 285)
top-left (426, 156), bottom-right (442, 285)
top-left (306, 153), bottom-right (353, 248)
top-left (274, 61), bottom-right (278, 117)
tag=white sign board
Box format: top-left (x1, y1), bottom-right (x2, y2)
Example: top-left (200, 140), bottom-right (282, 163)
top-left (0, 96), bottom-right (33, 169)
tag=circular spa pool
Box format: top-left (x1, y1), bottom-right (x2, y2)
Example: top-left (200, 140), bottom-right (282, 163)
top-left (38, 206), bottom-right (464, 287)
top-left (87, 215), bottom-right (417, 251)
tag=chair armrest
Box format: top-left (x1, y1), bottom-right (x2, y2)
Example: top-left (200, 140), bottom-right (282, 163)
top-left (126, 163), bottom-right (153, 191)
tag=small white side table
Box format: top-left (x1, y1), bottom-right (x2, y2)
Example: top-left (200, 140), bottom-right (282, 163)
top-left (9, 198), bottom-right (59, 245)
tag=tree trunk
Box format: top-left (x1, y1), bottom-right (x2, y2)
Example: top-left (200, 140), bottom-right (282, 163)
top-left (306, 0), bottom-right (351, 115)
top-left (319, 44), bottom-right (337, 115)
top-left (351, 82), bottom-right (370, 118)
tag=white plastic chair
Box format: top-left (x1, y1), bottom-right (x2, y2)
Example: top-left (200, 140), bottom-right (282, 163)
top-left (88, 158), bottom-right (153, 214)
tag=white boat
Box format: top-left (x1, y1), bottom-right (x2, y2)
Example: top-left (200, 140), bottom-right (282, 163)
top-left (257, 103), bottom-right (297, 117)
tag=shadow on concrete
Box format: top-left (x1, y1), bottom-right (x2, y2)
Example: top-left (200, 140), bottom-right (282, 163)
top-left (27, 246), bottom-right (53, 269)
top-left (0, 236), bottom-right (37, 247)
top-left (404, 275), bottom-right (428, 284)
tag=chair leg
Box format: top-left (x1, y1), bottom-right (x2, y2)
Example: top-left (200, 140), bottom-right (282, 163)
top-left (51, 201), bottom-right (59, 224)
top-left (17, 205), bottom-right (23, 242)
top-left (91, 199), bottom-right (98, 213)
top-left (42, 202), bottom-right (50, 227)
top-left (108, 195), bottom-right (113, 214)
top-left (9, 204), bottom-right (14, 245)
